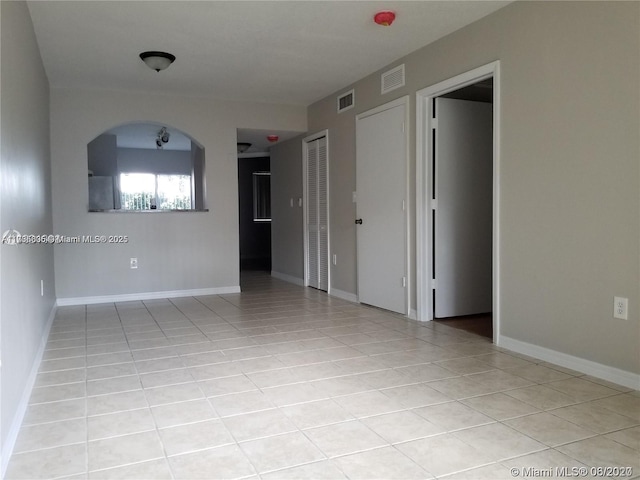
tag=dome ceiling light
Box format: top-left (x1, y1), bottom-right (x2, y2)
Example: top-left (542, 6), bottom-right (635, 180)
top-left (139, 51), bottom-right (176, 72)
top-left (237, 142), bottom-right (252, 154)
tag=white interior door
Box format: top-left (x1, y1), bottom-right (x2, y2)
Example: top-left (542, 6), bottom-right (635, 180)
top-left (305, 136), bottom-right (328, 291)
top-left (356, 99), bottom-right (407, 314)
top-left (434, 97), bottom-right (492, 318)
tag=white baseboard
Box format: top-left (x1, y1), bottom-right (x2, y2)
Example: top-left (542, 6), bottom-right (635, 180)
top-left (270, 271), bottom-right (304, 287)
top-left (1, 302), bottom-right (57, 478)
top-left (329, 288), bottom-right (358, 303)
top-left (57, 286), bottom-right (241, 306)
top-left (499, 335), bottom-right (640, 391)
top-left (408, 308), bottom-right (417, 320)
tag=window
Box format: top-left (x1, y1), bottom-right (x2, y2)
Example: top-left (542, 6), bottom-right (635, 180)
top-left (157, 175), bottom-right (192, 210)
top-left (252, 172), bottom-right (271, 222)
top-left (120, 173), bottom-right (192, 211)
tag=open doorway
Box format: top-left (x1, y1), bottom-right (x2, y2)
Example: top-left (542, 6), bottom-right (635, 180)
top-left (433, 79), bottom-right (493, 338)
top-left (237, 128), bottom-right (307, 287)
top-left (416, 61), bottom-right (500, 343)
top-left (238, 155), bottom-right (271, 272)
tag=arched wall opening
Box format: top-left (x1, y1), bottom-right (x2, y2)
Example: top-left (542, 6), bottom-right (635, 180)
top-left (87, 121), bottom-right (206, 211)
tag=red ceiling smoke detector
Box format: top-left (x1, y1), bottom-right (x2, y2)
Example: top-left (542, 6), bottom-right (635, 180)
top-left (374, 11), bottom-right (396, 26)
top-left (267, 135), bottom-right (279, 143)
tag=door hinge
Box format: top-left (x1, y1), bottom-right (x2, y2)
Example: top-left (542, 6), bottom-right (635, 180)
top-left (431, 119), bottom-right (438, 129)
top-left (402, 277), bottom-right (407, 288)
top-left (431, 279), bottom-right (436, 289)
top-left (431, 200), bottom-right (437, 210)
top-left (402, 122), bottom-right (405, 133)
top-left (402, 200), bottom-right (406, 211)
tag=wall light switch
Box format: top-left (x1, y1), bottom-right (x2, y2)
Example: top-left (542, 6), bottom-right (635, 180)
top-left (130, 257), bottom-right (138, 269)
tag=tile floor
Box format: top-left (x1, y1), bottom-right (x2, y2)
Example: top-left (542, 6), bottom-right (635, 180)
top-left (5, 273), bottom-right (640, 479)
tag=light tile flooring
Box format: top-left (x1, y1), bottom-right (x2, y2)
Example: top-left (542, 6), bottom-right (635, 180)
top-left (6, 273), bottom-right (640, 479)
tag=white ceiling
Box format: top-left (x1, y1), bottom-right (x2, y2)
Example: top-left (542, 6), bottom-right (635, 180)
top-left (107, 123), bottom-right (193, 151)
top-left (102, 123), bottom-right (303, 152)
top-left (27, 1), bottom-right (510, 107)
top-left (237, 128), bottom-right (303, 154)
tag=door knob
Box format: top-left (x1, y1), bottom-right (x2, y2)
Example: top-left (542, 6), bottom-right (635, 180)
top-left (355, 219), bottom-right (363, 225)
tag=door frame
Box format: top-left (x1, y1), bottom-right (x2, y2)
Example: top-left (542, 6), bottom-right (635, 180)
top-left (355, 95), bottom-right (411, 315)
top-left (415, 61), bottom-right (501, 343)
top-left (302, 130), bottom-right (330, 290)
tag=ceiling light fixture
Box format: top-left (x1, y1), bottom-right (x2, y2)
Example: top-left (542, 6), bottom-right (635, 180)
top-left (139, 51), bottom-right (176, 72)
top-left (156, 127), bottom-right (170, 149)
top-left (237, 142), bottom-right (252, 154)
top-left (160, 127), bottom-right (170, 144)
top-left (374, 11), bottom-right (396, 26)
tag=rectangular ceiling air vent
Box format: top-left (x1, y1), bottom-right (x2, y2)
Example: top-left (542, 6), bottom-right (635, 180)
top-left (337, 89), bottom-right (355, 113)
top-left (381, 64), bottom-right (405, 94)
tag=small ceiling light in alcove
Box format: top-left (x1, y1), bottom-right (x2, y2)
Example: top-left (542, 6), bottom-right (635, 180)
top-left (159, 127), bottom-right (170, 143)
top-left (156, 127), bottom-right (170, 149)
top-left (374, 11), bottom-right (396, 26)
top-left (139, 51), bottom-right (176, 72)
top-left (237, 142), bottom-right (252, 154)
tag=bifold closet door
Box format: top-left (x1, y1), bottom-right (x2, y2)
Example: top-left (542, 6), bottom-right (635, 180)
top-left (305, 136), bottom-right (328, 291)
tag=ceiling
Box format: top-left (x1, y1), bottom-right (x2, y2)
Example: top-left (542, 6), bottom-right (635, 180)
top-left (102, 123), bottom-right (300, 153)
top-left (27, 1), bottom-right (510, 107)
top-left (237, 128), bottom-right (303, 155)
top-left (107, 123), bottom-right (193, 151)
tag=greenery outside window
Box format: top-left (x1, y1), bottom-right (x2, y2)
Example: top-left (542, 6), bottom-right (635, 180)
top-left (120, 173), bottom-right (192, 210)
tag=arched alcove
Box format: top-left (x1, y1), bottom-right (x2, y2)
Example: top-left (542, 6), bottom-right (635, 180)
top-left (87, 122), bottom-right (206, 211)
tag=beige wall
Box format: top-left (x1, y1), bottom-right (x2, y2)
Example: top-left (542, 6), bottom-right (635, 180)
top-left (51, 88), bottom-right (306, 299)
top-left (308, 1), bottom-right (639, 374)
top-left (0, 1), bottom-right (56, 467)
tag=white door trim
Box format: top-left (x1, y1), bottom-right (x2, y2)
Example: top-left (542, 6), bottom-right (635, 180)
top-left (302, 130), bottom-right (330, 291)
top-left (416, 61), bottom-right (501, 344)
top-left (356, 95), bottom-right (411, 315)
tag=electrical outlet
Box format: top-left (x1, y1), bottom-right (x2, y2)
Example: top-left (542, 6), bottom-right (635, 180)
top-left (613, 296), bottom-right (628, 320)
top-left (130, 257), bottom-right (138, 269)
